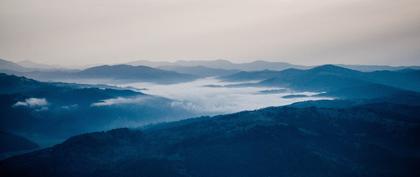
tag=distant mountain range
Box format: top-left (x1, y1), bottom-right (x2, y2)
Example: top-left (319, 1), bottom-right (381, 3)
top-left (1, 58), bottom-right (420, 84)
top-left (0, 59), bottom-right (30, 72)
top-left (221, 65), bottom-right (420, 99)
top-left (128, 59), bottom-right (307, 71)
top-left (1, 100), bottom-right (419, 177)
top-left (158, 65), bottom-right (239, 77)
top-left (339, 64), bottom-right (420, 72)
top-left (127, 59), bottom-right (420, 72)
top-left (16, 60), bottom-right (64, 70)
top-left (1, 59), bottom-right (197, 84)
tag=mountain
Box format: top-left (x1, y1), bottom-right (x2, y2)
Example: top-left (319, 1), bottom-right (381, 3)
top-left (8, 64), bottom-right (198, 84)
top-left (222, 65), bottom-right (420, 98)
top-left (158, 65), bottom-right (239, 77)
top-left (220, 70), bottom-right (283, 81)
top-left (128, 59), bottom-right (420, 72)
top-left (0, 58), bottom-right (29, 73)
top-left (128, 59), bottom-right (306, 71)
top-left (221, 65), bottom-right (358, 81)
top-left (0, 58), bottom-right (199, 84)
top-left (126, 60), bottom-right (174, 68)
top-left (340, 64), bottom-right (420, 72)
top-left (0, 131), bottom-right (39, 154)
top-left (1, 100), bottom-right (419, 177)
top-left (75, 64), bottom-right (197, 83)
top-left (0, 73), bottom-right (194, 146)
top-left (17, 60), bottom-right (60, 70)
top-left (363, 69), bottom-right (420, 92)
top-left (232, 60), bottom-right (307, 71)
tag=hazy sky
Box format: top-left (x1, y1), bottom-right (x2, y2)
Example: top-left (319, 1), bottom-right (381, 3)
top-left (1, 0), bottom-right (420, 66)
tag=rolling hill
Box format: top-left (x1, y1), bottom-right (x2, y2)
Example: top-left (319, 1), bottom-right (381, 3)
top-left (1, 100), bottom-right (419, 177)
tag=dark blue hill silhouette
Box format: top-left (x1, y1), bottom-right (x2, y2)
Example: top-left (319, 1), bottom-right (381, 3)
top-left (364, 69), bottom-right (420, 92)
top-left (1, 100), bottom-right (419, 177)
top-left (0, 73), bottom-right (194, 146)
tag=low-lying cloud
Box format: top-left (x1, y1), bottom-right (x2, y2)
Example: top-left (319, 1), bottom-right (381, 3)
top-left (91, 96), bottom-right (152, 107)
top-left (119, 78), bottom-right (331, 115)
top-left (14, 98), bottom-right (48, 107)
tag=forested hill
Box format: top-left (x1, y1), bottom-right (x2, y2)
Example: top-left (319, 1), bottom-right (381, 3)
top-left (1, 100), bottom-right (419, 177)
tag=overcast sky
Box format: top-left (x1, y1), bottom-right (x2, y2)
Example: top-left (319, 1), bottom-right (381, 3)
top-left (1, 0), bottom-right (419, 66)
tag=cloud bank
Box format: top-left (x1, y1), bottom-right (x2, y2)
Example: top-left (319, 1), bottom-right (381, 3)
top-left (120, 78), bottom-right (331, 115)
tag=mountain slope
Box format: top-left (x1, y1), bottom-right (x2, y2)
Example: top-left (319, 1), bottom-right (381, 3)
top-left (0, 73), bottom-right (194, 145)
top-left (1, 101), bottom-right (419, 177)
top-left (0, 131), bottom-right (38, 154)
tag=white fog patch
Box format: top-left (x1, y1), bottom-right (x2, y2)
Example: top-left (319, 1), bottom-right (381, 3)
top-left (91, 96), bottom-right (152, 107)
top-left (14, 98), bottom-right (48, 108)
top-left (119, 78), bottom-right (332, 115)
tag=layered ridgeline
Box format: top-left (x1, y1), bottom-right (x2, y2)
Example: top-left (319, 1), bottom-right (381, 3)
top-left (158, 65), bottom-right (239, 77)
top-left (127, 59), bottom-right (420, 72)
top-left (0, 58), bottom-right (30, 73)
top-left (0, 73), bottom-right (194, 146)
top-left (220, 65), bottom-right (420, 99)
top-left (1, 99), bottom-right (419, 177)
top-left (0, 58), bottom-right (197, 84)
top-left (2, 58), bottom-right (420, 83)
top-left (128, 59), bottom-right (306, 71)
top-left (72, 65), bottom-right (197, 83)
top-left (24, 65), bottom-right (197, 84)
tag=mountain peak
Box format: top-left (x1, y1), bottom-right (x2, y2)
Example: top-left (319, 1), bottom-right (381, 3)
top-left (310, 64), bottom-right (357, 73)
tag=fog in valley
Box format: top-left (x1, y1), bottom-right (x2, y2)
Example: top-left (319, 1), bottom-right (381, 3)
top-left (118, 77), bottom-right (331, 115)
